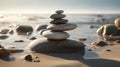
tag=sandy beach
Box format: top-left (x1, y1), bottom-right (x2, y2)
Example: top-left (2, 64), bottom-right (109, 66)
top-left (0, 43), bottom-right (120, 67)
top-left (0, 13), bottom-right (120, 67)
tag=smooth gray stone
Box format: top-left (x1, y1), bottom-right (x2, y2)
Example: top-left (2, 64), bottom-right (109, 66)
top-left (47, 23), bottom-right (77, 31)
top-left (50, 19), bottom-right (68, 24)
top-left (56, 10), bottom-right (64, 14)
top-left (27, 38), bottom-right (85, 53)
top-left (42, 30), bottom-right (69, 40)
top-left (0, 35), bottom-right (9, 39)
top-left (50, 14), bottom-right (66, 19)
top-left (36, 24), bottom-right (47, 31)
top-left (16, 25), bottom-right (33, 35)
top-left (0, 29), bottom-right (9, 34)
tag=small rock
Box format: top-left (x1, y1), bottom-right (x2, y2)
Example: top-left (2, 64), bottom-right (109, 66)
top-left (88, 49), bottom-right (92, 51)
top-left (78, 38), bottom-right (87, 41)
top-left (56, 10), bottom-right (64, 14)
top-left (0, 45), bottom-right (4, 48)
top-left (24, 54), bottom-right (33, 62)
top-left (50, 14), bottom-right (66, 19)
top-left (16, 25), bottom-right (33, 35)
top-left (91, 40), bottom-right (108, 47)
top-left (0, 48), bottom-right (10, 58)
top-left (0, 35), bottom-right (9, 39)
top-left (106, 49), bottom-right (111, 52)
top-left (14, 40), bottom-right (24, 42)
top-left (0, 29), bottom-right (9, 34)
top-left (29, 37), bottom-right (37, 40)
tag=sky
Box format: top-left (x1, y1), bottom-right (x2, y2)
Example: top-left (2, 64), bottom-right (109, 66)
top-left (0, 0), bottom-right (120, 14)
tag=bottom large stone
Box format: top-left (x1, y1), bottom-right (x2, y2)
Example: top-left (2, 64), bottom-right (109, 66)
top-left (27, 38), bottom-right (85, 54)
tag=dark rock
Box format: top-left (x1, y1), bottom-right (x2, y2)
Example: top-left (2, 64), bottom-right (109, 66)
top-left (36, 25), bottom-right (47, 31)
top-left (0, 45), bottom-right (4, 48)
top-left (29, 37), bottom-right (37, 40)
top-left (50, 19), bottom-right (68, 24)
top-left (0, 29), bottom-right (9, 34)
top-left (0, 35), bottom-right (9, 39)
top-left (91, 40), bottom-right (108, 47)
top-left (24, 54), bottom-right (33, 62)
top-left (27, 38), bottom-right (85, 54)
top-left (106, 49), bottom-right (111, 52)
top-left (78, 38), bottom-right (87, 41)
top-left (14, 40), bottom-right (24, 42)
top-left (88, 49), bottom-right (92, 51)
top-left (50, 14), bottom-right (66, 19)
top-left (0, 48), bottom-right (10, 58)
top-left (56, 10), bottom-right (64, 14)
top-left (16, 25), bottom-right (33, 35)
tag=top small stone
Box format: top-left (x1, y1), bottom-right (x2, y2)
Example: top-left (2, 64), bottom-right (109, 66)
top-left (56, 10), bottom-right (64, 14)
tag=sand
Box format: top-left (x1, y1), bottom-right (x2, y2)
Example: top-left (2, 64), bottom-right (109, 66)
top-left (0, 44), bottom-right (120, 67)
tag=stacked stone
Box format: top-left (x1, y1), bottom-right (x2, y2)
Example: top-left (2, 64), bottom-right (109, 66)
top-left (27, 10), bottom-right (85, 54)
top-left (41, 10), bottom-right (77, 40)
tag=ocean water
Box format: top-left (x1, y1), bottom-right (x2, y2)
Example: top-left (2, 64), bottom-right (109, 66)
top-left (0, 14), bottom-right (120, 48)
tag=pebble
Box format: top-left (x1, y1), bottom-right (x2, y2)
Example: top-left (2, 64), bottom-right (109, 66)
top-left (14, 40), bottom-right (24, 42)
top-left (0, 29), bottom-right (9, 34)
top-left (56, 10), bottom-right (64, 14)
top-left (106, 49), bottom-right (112, 52)
top-left (29, 37), bottom-right (37, 40)
top-left (24, 54), bottom-right (33, 62)
top-left (0, 35), bottom-right (9, 39)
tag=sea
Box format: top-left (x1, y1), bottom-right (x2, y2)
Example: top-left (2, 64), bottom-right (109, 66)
top-left (0, 14), bottom-right (120, 48)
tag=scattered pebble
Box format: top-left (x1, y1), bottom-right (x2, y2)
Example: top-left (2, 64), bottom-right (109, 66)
top-left (88, 49), bottom-right (92, 51)
top-left (78, 38), bottom-right (87, 41)
top-left (24, 54), bottom-right (33, 62)
top-left (0, 35), bottom-right (9, 39)
top-left (91, 40), bottom-right (108, 47)
top-left (106, 49), bottom-right (112, 52)
top-left (14, 40), bottom-right (24, 42)
top-left (29, 37), bottom-right (37, 40)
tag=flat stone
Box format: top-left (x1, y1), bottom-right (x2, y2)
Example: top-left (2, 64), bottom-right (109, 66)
top-left (42, 30), bottom-right (69, 40)
top-left (27, 38), bottom-right (85, 54)
top-left (0, 35), bottom-right (9, 39)
top-left (56, 10), bottom-right (64, 14)
top-left (47, 23), bottom-right (77, 31)
top-left (0, 29), bottom-right (9, 34)
top-left (50, 14), bottom-right (66, 19)
top-left (16, 25), bottom-right (33, 35)
top-left (50, 19), bottom-right (68, 24)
